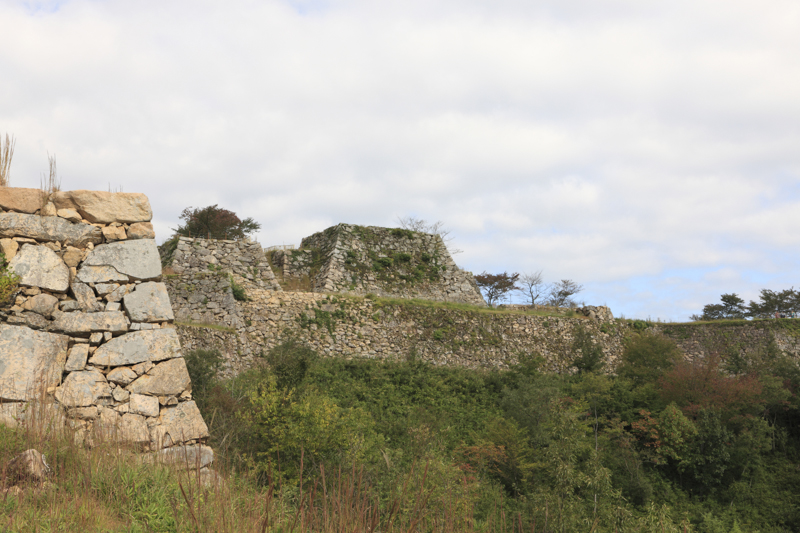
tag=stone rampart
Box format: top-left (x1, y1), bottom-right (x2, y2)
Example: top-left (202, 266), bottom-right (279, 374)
top-left (0, 188), bottom-right (212, 471)
top-left (657, 321), bottom-right (800, 361)
top-left (176, 286), bottom-right (628, 378)
top-left (296, 224), bottom-right (485, 305)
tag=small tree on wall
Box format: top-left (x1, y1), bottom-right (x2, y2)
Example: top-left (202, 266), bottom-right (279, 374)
top-left (174, 205), bottom-right (261, 240)
top-left (475, 271), bottom-right (520, 307)
top-left (546, 279), bottom-right (584, 308)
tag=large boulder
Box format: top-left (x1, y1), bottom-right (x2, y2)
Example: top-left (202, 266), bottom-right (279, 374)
top-left (52, 191), bottom-right (152, 224)
top-left (9, 245), bottom-right (70, 293)
top-left (126, 357), bottom-right (191, 396)
top-left (53, 368), bottom-right (111, 408)
top-left (0, 212), bottom-right (103, 246)
top-left (88, 329), bottom-right (182, 367)
top-left (0, 325), bottom-right (69, 401)
top-left (80, 240), bottom-right (161, 281)
top-left (0, 188), bottom-right (46, 214)
top-left (144, 444), bottom-right (214, 469)
top-left (123, 282), bottom-right (174, 323)
top-left (6, 449), bottom-right (51, 483)
top-left (76, 266), bottom-right (129, 284)
top-left (150, 401), bottom-right (208, 448)
top-left (50, 311), bottom-right (128, 335)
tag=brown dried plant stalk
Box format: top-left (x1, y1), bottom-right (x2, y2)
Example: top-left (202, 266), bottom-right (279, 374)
top-left (40, 152), bottom-right (61, 209)
top-left (0, 133), bottom-right (15, 187)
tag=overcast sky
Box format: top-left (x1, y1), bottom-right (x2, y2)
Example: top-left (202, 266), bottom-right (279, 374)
top-left (1, 0), bottom-right (798, 321)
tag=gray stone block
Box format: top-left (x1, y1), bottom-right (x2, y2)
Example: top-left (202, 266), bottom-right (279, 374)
top-left (0, 325), bottom-right (69, 401)
top-left (123, 282), bottom-right (174, 323)
top-left (0, 212), bottom-right (102, 246)
top-left (81, 240), bottom-right (161, 281)
top-left (88, 329), bottom-right (182, 367)
top-left (10, 245), bottom-right (70, 293)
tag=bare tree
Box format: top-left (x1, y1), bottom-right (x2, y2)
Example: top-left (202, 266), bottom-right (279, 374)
top-left (396, 216), bottom-right (463, 254)
top-left (546, 279), bottom-right (584, 308)
top-left (0, 133), bottom-right (15, 187)
top-left (518, 270), bottom-right (546, 306)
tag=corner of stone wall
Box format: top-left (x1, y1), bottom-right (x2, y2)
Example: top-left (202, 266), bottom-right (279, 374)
top-left (0, 188), bottom-right (213, 472)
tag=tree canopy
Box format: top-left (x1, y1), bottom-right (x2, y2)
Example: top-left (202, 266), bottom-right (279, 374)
top-left (474, 271), bottom-right (519, 306)
top-left (174, 204), bottom-right (261, 240)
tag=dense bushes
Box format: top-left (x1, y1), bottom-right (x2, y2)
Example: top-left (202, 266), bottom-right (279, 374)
top-left (186, 333), bottom-right (800, 531)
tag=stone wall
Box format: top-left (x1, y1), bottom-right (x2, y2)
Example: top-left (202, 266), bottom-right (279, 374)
top-left (0, 188), bottom-right (212, 471)
top-left (297, 224), bottom-right (486, 305)
top-left (658, 321), bottom-right (800, 361)
top-left (176, 287), bottom-right (629, 378)
top-left (169, 236), bottom-right (281, 290)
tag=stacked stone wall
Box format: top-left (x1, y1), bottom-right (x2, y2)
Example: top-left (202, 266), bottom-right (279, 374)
top-left (298, 224), bottom-right (485, 305)
top-left (657, 321), bottom-right (800, 361)
top-left (177, 288), bottom-right (629, 378)
top-left (169, 236), bottom-right (281, 290)
top-left (0, 188), bottom-right (211, 471)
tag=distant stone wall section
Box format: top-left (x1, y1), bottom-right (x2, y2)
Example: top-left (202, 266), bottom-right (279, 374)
top-left (658, 322), bottom-right (800, 361)
top-left (0, 188), bottom-right (212, 470)
top-left (169, 237), bottom-right (281, 290)
top-left (176, 287), bottom-right (627, 378)
top-left (297, 224), bottom-right (485, 305)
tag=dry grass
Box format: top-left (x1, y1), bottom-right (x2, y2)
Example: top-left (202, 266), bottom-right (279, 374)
top-left (0, 133), bottom-right (15, 187)
top-left (0, 401), bottom-right (533, 532)
top-left (39, 152), bottom-right (61, 210)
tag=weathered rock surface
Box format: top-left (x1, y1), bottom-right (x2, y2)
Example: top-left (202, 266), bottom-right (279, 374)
top-left (76, 265), bottom-right (130, 284)
top-left (64, 344), bottom-right (89, 372)
top-left (50, 311), bottom-right (128, 335)
top-left (6, 449), bottom-right (50, 483)
top-left (106, 366), bottom-right (137, 385)
top-left (0, 212), bottom-right (103, 246)
top-left (127, 222), bottom-right (155, 240)
top-left (54, 369), bottom-right (111, 407)
top-left (0, 325), bottom-right (69, 401)
top-left (127, 357), bottom-right (190, 396)
top-left (123, 282), bottom-right (174, 323)
top-left (150, 401), bottom-right (208, 448)
top-left (102, 226), bottom-right (126, 242)
top-left (0, 188), bottom-right (46, 214)
top-left (118, 413), bottom-right (150, 444)
top-left (145, 444), bottom-right (214, 469)
top-left (9, 245), bottom-right (70, 293)
top-left (21, 293), bottom-right (59, 318)
top-left (56, 208), bottom-right (82, 223)
top-left (81, 240), bottom-right (161, 281)
top-left (88, 329), bottom-right (181, 367)
top-left (71, 282), bottom-right (102, 312)
top-left (6, 312), bottom-right (49, 330)
top-left (52, 191), bottom-right (152, 224)
top-left (129, 393), bottom-right (160, 417)
top-left (0, 238), bottom-right (19, 260)
top-left (0, 402), bottom-right (25, 428)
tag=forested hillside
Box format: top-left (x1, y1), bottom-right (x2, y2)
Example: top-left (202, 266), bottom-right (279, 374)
top-left (188, 327), bottom-right (800, 532)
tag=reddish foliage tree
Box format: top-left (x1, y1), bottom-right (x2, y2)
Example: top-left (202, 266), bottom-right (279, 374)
top-left (658, 352), bottom-right (764, 422)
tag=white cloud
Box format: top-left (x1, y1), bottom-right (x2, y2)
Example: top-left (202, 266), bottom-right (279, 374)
top-left (1, 0), bottom-right (799, 320)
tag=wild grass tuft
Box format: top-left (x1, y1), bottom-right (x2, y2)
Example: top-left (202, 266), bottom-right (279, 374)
top-left (0, 133), bottom-right (15, 187)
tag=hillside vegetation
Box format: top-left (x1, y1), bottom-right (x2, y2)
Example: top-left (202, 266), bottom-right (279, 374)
top-left (4, 327), bottom-right (800, 531)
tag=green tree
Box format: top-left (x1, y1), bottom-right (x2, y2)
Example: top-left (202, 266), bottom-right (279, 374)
top-left (474, 271), bottom-right (520, 306)
top-left (617, 333), bottom-right (682, 385)
top-left (174, 204), bottom-right (261, 240)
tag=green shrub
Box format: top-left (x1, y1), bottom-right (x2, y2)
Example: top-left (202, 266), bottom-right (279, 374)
top-left (390, 228), bottom-right (415, 239)
top-left (394, 252), bottom-right (412, 263)
top-left (0, 252), bottom-right (19, 306)
top-left (229, 275), bottom-right (249, 301)
top-left (618, 332), bottom-right (681, 385)
top-left (372, 257), bottom-right (393, 270)
top-left (184, 348), bottom-right (224, 408)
